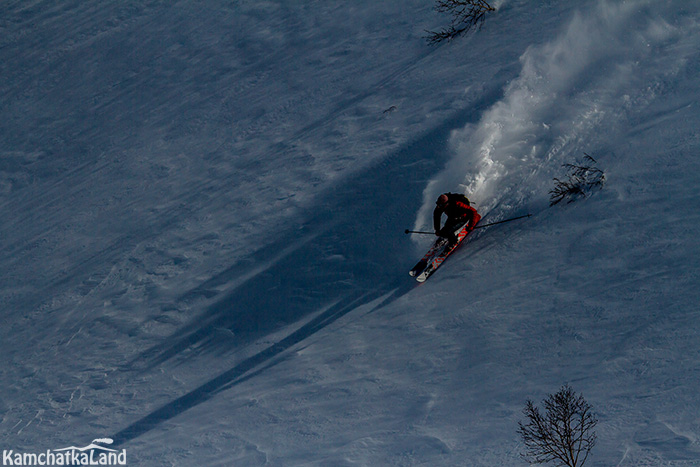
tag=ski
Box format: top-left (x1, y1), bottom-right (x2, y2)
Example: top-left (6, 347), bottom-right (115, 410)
top-left (414, 222), bottom-right (474, 282)
top-left (409, 236), bottom-right (448, 276)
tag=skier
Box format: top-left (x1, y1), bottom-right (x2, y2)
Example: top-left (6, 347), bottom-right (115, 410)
top-left (433, 193), bottom-right (481, 243)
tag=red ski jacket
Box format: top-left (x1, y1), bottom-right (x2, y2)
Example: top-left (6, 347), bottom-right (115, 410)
top-left (433, 195), bottom-right (480, 232)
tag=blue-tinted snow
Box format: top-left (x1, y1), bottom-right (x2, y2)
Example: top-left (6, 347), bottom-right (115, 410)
top-left (1, 1), bottom-right (699, 465)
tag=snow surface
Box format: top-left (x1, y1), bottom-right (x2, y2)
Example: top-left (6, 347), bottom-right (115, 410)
top-left (2, 0), bottom-right (700, 465)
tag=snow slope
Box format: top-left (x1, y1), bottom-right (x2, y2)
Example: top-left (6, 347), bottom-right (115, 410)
top-left (2, 0), bottom-right (700, 465)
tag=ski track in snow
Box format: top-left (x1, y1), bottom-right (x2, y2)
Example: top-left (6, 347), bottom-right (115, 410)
top-left (416, 0), bottom-right (700, 229)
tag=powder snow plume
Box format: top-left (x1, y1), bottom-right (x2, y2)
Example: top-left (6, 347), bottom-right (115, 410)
top-left (414, 0), bottom-right (699, 233)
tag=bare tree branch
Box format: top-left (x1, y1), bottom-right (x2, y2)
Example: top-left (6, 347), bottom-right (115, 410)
top-left (549, 154), bottom-right (605, 206)
top-left (518, 385), bottom-right (598, 467)
top-left (426, 0), bottom-right (496, 44)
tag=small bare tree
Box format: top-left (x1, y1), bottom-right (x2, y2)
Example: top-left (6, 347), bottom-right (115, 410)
top-left (518, 385), bottom-right (598, 467)
top-left (426, 0), bottom-right (496, 44)
top-left (549, 154), bottom-right (605, 206)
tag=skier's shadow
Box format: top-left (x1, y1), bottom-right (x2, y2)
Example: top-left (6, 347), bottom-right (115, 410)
top-left (115, 88), bottom-right (505, 446)
top-left (113, 147), bottom-right (425, 445)
top-left (126, 120), bottom-right (469, 372)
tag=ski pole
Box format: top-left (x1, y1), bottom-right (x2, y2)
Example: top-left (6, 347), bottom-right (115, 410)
top-left (404, 214), bottom-right (531, 234)
top-left (473, 213), bottom-right (532, 229)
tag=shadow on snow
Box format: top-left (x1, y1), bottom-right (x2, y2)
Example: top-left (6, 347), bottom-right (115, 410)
top-left (113, 87), bottom-right (505, 446)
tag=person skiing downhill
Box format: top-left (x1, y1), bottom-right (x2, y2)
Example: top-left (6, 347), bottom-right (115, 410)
top-left (433, 193), bottom-right (481, 243)
top-left (410, 195), bottom-right (528, 281)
